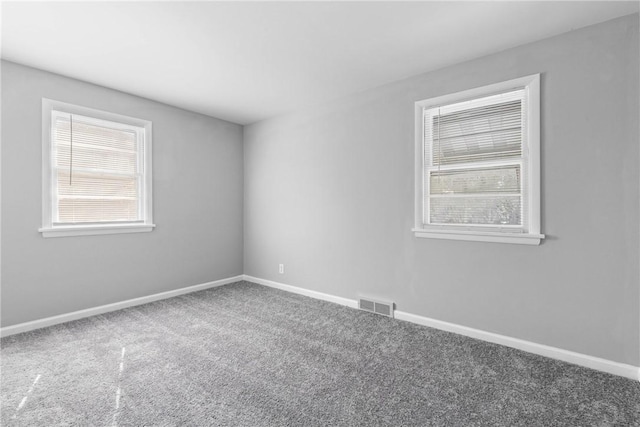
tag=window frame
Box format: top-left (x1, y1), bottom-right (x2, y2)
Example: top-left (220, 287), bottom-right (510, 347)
top-left (413, 74), bottom-right (543, 245)
top-left (40, 99), bottom-right (154, 238)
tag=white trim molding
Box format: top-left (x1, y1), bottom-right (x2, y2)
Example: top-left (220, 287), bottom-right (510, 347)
top-left (3, 274), bottom-right (637, 382)
top-left (414, 74), bottom-right (543, 245)
top-left (0, 275), bottom-right (243, 337)
top-left (412, 228), bottom-right (544, 245)
top-left (41, 98), bottom-right (154, 238)
top-left (39, 223), bottom-right (155, 238)
top-left (243, 275), bottom-right (358, 309)
top-left (244, 275), bottom-right (638, 381)
top-left (394, 310), bottom-right (640, 382)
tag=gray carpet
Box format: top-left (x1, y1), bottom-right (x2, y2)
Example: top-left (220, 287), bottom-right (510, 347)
top-left (1, 281), bottom-right (639, 426)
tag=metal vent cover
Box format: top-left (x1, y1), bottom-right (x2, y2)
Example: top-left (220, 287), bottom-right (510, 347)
top-left (358, 297), bottom-right (394, 318)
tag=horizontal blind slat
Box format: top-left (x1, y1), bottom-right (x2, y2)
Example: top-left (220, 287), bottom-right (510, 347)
top-left (53, 111), bottom-right (142, 223)
top-left (58, 199), bottom-right (139, 223)
top-left (425, 88), bottom-right (526, 227)
top-left (431, 99), bottom-right (522, 165)
top-left (54, 118), bottom-right (136, 151)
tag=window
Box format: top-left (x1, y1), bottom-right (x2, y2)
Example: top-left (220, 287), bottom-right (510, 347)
top-left (413, 75), bottom-right (543, 245)
top-left (40, 99), bottom-right (154, 237)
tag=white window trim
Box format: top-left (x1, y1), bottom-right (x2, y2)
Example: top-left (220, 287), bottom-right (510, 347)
top-left (40, 99), bottom-right (155, 238)
top-left (413, 74), bottom-right (543, 245)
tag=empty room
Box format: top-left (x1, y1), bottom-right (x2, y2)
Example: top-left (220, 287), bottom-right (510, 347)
top-left (1, 1), bottom-right (639, 425)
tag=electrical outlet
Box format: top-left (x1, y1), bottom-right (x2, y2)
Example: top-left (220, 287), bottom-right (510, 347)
top-left (279, 264), bottom-right (284, 274)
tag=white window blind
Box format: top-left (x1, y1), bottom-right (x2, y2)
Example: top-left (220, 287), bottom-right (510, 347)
top-left (51, 111), bottom-right (145, 224)
top-left (41, 99), bottom-right (153, 237)
top-left (424, 89), bottom-right (527, 229)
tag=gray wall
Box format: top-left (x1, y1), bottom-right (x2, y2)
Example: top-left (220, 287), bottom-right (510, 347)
top-left (244, 15), bottom-right (640, 365)
top-left (1, 61), bottom-right (244, 326)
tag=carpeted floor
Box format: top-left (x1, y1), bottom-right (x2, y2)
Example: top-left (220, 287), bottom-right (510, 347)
top-left (1, 281), bottom-right (639, 426)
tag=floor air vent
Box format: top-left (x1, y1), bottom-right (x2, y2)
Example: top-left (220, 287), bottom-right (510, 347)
top-left (358, 298), bottom-right (394, 318)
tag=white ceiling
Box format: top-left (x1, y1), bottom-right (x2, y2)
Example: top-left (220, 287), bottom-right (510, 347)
top-left (2, 1), bottom-right (638, 125)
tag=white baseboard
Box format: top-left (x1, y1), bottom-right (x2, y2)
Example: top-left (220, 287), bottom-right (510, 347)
top-left (0, 275), bottom-right (244, 338)
top-left (243, 275), bottom-right (359, 309)
top-left (394, 310), bottom-right (640, 382)
top-left (244, 275), bottom-right (640, 382)
top-left (4, 273), bottom-right (638, 382)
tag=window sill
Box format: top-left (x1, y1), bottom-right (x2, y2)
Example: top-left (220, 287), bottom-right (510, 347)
top-left (39, 224), bottom-right (155, 238)
top-left (412, 228), bottom-right (544, 245)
